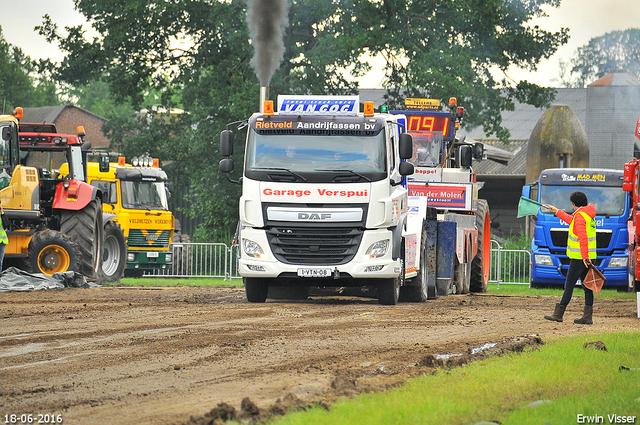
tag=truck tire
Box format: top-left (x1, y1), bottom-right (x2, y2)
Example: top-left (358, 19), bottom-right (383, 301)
top-left (400, 229), bottom-right (429, 302)
top-left (171, 233), bottom-right (191, 275)
top-left (470, 199), bottom-right (491, 293)
top-left (60, 199), bottom-right (104, 280)
top-left (99, 220), bottom-right (127, 282)
top-left (454, 261), bottom-right (471, 294)
top-left (245, 277), bottom-right (268, 303)
top-left (28, 229), bottom-right (81, 275)
top-left (378, 276), bottom-right (401, 305)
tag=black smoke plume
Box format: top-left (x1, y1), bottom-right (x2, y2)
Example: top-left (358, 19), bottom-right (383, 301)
top-left (246, 0), bottom-right (291, 86)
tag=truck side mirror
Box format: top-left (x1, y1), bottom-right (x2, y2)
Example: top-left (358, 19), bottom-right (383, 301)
top-left (399, 161), bottom-right (414, 176)
top-left (399, 133), bottom-right (413, 159)
top-left (521, 185), bottom-right (532, 199)
top-left (99, 156), bottom-right (110, 173)
top-left (220, 130), bottom-right (234, 157)
top-left (219, 158), bottom-right (234, 174)
top-left (472, 143), bottom-right (484, 160)
top-left (458, 145), bottom-right (472, 168)
top-left (1, 126), bottom-right (10, 141)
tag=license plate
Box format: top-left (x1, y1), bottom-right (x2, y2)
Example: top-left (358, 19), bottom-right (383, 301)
top-left (297, 268), bottom-right (331, 277)
top-left (146, 252), bottom-right (159, 258)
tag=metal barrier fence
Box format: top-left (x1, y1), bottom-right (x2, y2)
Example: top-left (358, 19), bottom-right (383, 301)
top-left (489, 239), bottom-right (531, 287)
top-left (144, 243), bottom-right (241, 279)
top-left (144, 241), bottom-right (531, 285)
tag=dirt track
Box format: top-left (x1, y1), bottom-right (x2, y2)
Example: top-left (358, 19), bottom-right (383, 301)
top-left (0, 286), bottom-right (638, 424)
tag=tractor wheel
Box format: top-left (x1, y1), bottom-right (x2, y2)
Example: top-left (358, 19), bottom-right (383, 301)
top-left (99, 220), bottom-right (127, 282)
top-left (470, 199), bottom-right (491, 292)
top-left (28, 229), bottom-right (81, 275)
top-left (60, 199), bottom-right (104, 280)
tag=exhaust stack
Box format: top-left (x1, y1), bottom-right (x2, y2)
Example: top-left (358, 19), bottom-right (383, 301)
top-left (260, 86), bottom-right (269, 113)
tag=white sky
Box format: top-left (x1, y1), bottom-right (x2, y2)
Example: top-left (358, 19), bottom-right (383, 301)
top-left (2, 0), bottom-right (640, 88)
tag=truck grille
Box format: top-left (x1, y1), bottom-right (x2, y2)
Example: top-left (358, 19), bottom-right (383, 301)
top-left (266, 225), bottom-right (363, 265)
top-left (549, 229), bottom-right (611, 249)
top-left (127, 229), bottom-right (171, 247)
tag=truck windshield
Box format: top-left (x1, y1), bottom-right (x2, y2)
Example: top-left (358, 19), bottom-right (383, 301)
top-left (245, 132), bottom-right (386, 174)
top-left (21, 149), bottom-right (68, 177)
top-left (120, 181), bottom-right (168, 210)
top-left (540, 185), bottom-right (627, 217)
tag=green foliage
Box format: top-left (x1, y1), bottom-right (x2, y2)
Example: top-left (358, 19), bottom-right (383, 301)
top-left (40, 0), bottom-right (569, 240)
top-left (559, 28), bottom-right (640, 87)
top-left (0, 27), bottom-right (60, 110)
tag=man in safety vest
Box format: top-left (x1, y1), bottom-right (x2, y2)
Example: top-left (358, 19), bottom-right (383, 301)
top-left (0, 205), bottom-right (7, 269)
top-left (543, 191), bottom-right (596, 325)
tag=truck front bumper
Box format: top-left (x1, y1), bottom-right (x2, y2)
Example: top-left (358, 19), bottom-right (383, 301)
top-left (126, 250), bottom-right (173, 271)
top-left (238, 228), bottom-right (402, 280)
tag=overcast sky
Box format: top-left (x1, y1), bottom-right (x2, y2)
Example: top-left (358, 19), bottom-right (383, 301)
top-left (3, 0), bottom-right (640, 88)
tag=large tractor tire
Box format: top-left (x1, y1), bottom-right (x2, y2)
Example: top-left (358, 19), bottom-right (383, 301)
top-left (60, 199), bottom-right (104, 280)
top-left (99, 220), bottom-right (127, 282)
top-left (470, 199), bottom-right (491, 293)
top-left (28, 229), bottom-right (81, 275)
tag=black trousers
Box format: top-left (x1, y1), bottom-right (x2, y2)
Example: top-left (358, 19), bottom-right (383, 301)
top-left (560, 259), bottom-right (594, 307)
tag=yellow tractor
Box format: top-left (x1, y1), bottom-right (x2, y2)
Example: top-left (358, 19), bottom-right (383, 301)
top-left (0, 109), bottom-right (103, 278)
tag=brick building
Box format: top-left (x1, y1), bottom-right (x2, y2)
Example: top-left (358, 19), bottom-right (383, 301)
top-left (21, 104), bottom-right (112, 149)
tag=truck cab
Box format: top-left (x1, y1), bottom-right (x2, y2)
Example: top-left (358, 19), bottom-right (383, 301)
top-left (220, 95), bottom-right (414, 304)
top-left (525, 168), bottom-right (630, 289)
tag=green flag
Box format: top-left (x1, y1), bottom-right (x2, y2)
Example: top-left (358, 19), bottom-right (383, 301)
top-left (517, 196), bottom-right (544, 218)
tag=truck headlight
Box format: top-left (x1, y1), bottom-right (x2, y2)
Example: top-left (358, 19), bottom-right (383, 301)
top-left (165, 252), bottom-right (173, 263)
top-left (127, 253), bottom-right (136, 262)
top-left (243, 238), bottom-right (264, 258)
top-left (366, 240), bottom-right (389, 259)
top-left (609, 257), bottom-right (628, 268)
top-left (534, 254), bottom-right (553, 266)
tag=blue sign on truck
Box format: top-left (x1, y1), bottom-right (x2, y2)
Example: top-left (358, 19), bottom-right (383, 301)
top-left (522, 168), bottom-right (630, 289)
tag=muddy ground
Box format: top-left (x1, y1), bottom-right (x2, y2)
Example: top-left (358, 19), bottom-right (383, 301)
top-left (0, 286), bottom-right (638, 425)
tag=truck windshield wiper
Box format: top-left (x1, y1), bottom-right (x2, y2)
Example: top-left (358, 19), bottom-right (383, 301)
top-left (252, 167), bottom-right (307, 182)
top-left (314, 169), bottom-right (371, 182)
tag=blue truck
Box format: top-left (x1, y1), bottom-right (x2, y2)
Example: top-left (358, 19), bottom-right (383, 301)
top-left (523, 168), bottom-right (630, 289)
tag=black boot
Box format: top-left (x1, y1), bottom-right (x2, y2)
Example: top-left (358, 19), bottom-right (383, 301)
top-left (574, 305), bottom-right (593, 325)
top-left (544, 303), bottom-right (566, 322)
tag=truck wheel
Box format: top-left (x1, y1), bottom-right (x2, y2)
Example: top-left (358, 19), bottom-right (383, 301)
top-left (99, 221), bottom-right (127, 282)
top-left (454, 261), bottom-right (471, 294)
top-left (171, 233), bottom-right (191, 275)
top-left (470, 199), bottom-right (491, 292)
top-left (28, 229), bottom-right (81, 275)
top-left (378, 276), bottom-right (400, 305)
top-left (400, 229), bottom-right (429, 302)
top-left (60, 199), bottom-right (104, 279)
top-left (245, 277), bottom-right (268, 303)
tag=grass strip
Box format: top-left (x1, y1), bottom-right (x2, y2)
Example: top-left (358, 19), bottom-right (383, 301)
top-left (267, 331), bottom-right (640, 425)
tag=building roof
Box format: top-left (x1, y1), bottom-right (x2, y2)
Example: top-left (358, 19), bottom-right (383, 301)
top-left (588, 70), bottom-right (640, 87)
top-left (21, 104), bottom-right (109, 125)
top-left (21, 105), bottom-right (67, 123)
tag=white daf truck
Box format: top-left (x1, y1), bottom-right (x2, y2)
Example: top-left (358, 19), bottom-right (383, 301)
top-left (219, 95), bottom-right (490, 304)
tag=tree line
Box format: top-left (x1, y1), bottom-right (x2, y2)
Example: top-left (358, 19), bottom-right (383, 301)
top-left (2, 1), bottom-right (639, 241)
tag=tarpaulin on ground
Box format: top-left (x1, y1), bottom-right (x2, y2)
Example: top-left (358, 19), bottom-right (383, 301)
top-left (517, 196), bottom-right (544, 218)
top-left (0, 267), bottom-right (98, 292)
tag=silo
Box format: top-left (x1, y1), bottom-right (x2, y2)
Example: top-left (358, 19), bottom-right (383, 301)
top-left (525, 104), bottom-right (590, 184)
